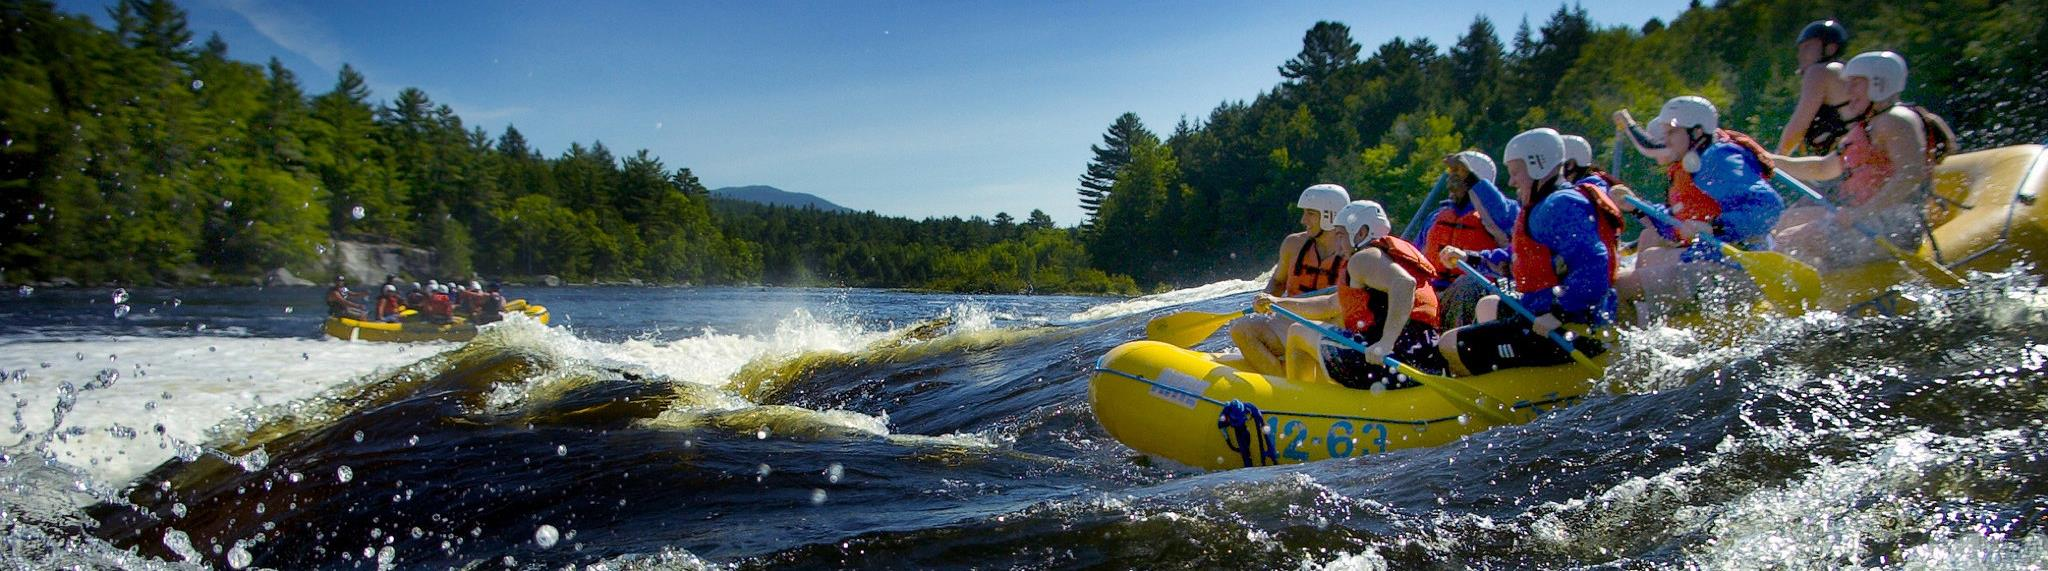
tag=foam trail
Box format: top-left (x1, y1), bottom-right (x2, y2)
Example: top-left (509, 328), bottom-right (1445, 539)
top-left (1062, 272), bottom-right (1270, 323)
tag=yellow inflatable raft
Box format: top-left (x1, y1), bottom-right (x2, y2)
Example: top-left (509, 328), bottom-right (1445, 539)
top-left (1090, 145), bottom-right (2046, 470)
top-left (321, 299), bottom-right (550, 343)
top-left (1090, 340), bottom-right (1600, 470)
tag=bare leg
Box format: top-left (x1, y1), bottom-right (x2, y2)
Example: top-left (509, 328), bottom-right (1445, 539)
top-left (1475, 295), bottom-right (1501, 323)
top-left (1439, 327), bottom-right (1473, 377)
top-left (1283, 323), bottom-right (1332, 383)
top-left (1228, 314), bottom-right (1289, 376)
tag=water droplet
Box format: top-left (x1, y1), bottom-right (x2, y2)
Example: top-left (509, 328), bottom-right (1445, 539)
top-left (353, 430), bottom-right (365, 442)
top-left (337, 465), bottom-right (354, 483)
top-left (351, 205), bottom-right (366, 220)
top-left (757, 464), bottom-right (772, 479)
top-left (288, 471), bottom-right (303, 483)
top-left (811, 488), bottom-right (828, 505)
top-left (220, 199), bottom-right (232, 209)
top-left (227, 545), bottom-right (252, 569)
top-left (826, 463), bottom-right (844, 484)
top-left (171, 298), bottom-right (182, 307)
top-left (171, 502), bottom-right (187, 517)
top-left (315, 244), bottom-right (327, 255)
top-left (111, 288), bottom-right (127, 304)
top-left (113, 304), bottom-right (130, 319)
top-left (407, 434), bottom-right (419, 446)
top-left (756, 428), bottom-right (769, 440)
top-left (283, 306), bottom-right (293, 314)
top-left (15, 285), bottom-right (31, 297)
top-left (534, 524), bottom-right (560, 549)
top-left (556, 444), bottom-right (567, 457)
top-left (190, 79), bottom-right (204, 90)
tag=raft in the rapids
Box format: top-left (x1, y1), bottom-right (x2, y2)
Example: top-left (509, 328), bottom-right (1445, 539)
top-left (321, 299), bottom-right (550, 343)
top-left (1089, 144), bottom-right (2048, 470)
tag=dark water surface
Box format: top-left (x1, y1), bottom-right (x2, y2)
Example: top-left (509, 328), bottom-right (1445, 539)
top-left (4, 279), bottom-right (2047, 569)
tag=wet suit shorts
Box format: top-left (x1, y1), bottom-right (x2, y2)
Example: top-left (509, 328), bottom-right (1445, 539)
top-left (1322, 323), bottom-right (1445, 390)
top-left (1449, 315), bottom-right (1606, 375)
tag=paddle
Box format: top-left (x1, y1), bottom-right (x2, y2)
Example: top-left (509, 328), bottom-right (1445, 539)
top-left (1774, 171), bottom-right (1967, 287)
top-left (1455, 260), bottom-right (1605, 374)
top-left (1621, 195), bottom-right (1822, 314)
top-left (1145, 286), bottom-right (1335, 348)
top-left (1265, 304), bottom-right (1519, 426)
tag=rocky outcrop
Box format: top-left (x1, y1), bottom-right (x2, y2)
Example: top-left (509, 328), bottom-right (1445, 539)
top-left (263, 268), bottom-right (315, 287)
top-left (326, 240), bottom-right (437, 284)
top-left (539, 274), bottom-right (562, 287)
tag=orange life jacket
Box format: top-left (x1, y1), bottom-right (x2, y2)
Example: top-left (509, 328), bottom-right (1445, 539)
top-left (376, 295), bottom-right (404, 319)
top-left (1285, 234), bottom-right (1346, 296)
top-left (424, 293), bottom-right (454, 318)
top-left (1665, 130), bottom-right (1775, 225)
top-left (1421, 205), bottom-right (1500, 276)
top-left (1338, 236), bottom-right (1442, 334)
top-left (1512, 183), bottom-right (1625, 294)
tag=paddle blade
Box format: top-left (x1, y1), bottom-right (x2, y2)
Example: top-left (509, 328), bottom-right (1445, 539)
top-left (1386, 359), bottom-right (1519, 425)
top-left (1874, 238), bottom-right (1968, 288)
top-left (1145, 310), bottom-right (1246, 348)
top-left (1722, 245), bottom-right (1824, 315)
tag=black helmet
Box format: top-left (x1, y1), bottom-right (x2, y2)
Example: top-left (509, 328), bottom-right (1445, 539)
top-left (1796, 20), bottom-right (1848, 54)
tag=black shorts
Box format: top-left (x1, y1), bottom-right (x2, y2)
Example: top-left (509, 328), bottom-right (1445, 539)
top-left (1448, 316), bottom-right (1606, 374)
top-left (1322, 323), bottom-right (1445, 390)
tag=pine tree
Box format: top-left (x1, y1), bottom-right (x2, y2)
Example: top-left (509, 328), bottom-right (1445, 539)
top-left (1278, 21), bottom-right (1361, 85)
top-left (1076, 112), bottom-right (1150, 229)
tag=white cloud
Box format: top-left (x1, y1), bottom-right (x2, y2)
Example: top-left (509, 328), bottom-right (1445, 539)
top-left (218, 0), bottom-right (348, 73)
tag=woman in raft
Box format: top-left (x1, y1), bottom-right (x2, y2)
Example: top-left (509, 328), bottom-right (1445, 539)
top-left (1609, 96), bottom-right (1785, 311)
top-left (1768, 51), bottom-right (1955, 271)
top-left (1777, 20), bottom-right (1856, 156)
top-left (1229, 184), bottom-right (1355, 375)
top-left (1254, 200), bottom-right (1445, 389)
top-left (1440, 128), bottom-right (1623, 375)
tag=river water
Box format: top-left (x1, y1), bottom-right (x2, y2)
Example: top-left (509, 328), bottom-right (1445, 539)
top-left (2, 276), bottom-right (2045, 569)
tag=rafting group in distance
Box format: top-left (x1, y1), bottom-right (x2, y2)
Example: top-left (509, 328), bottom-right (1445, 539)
top-left (1089, 21), bottom-right (2048, 469)
top-left (322, 275), bottom-right (550, 342)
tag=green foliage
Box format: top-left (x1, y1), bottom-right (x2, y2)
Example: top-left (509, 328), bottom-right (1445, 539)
top-left (0, 0), bottom-right (1130, 293)
top-left (1081, 0), bottom-right (2046, 287)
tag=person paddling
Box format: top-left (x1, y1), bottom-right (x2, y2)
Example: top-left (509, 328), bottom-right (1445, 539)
top-left (475, 283), bottom-right (508, 325)
top-left (1257, 200), bottom-right (1445, 389)
top-left (374, 284), bottom-right (406, 323)
top-left (1610, 96), bottom-right (1785, 310)
top-left (422, 283), bottom-right (456, 324)
top-left (1439, 128), bottom-right (1622, 375)
top-left (1228, 184), bottom-right (1355, 375)
top-left (1769, 51), bottom-right (1955, 270)
top-left (325, 276), bottom-right (367, 319)
top-left (1777, 20), bottom-right (1856, 156)
top-left (1422, 151), bottom-right (1517, 328)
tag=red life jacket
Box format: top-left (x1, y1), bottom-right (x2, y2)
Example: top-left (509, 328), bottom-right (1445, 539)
top-left (1421, 205), bottom-right (1500, 275)
top-left (425, 293), bottom-right (454, 317)
top-left (1665, 130), bottom-right (1775, 224)
top-left (1338, 236), bottom-right (1442, 334)
top-left (1286, 234), bottom-right (1346, 296)
top-left (376, 294), bottom-right (404, 319)
top-left (1511, 183), bottom-right (1625, 294)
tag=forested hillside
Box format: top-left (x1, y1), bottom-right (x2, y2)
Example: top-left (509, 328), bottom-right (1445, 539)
top-left (0, 0), bottom-right (1133, 293)
top-left (1075, 0), bottom-right (2045, 287)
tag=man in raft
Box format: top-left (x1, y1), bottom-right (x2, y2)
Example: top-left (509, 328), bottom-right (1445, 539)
top-left (325, 276), bottom-right (366, 319)
top-left (1229, 184), bottom-right (1355, 375)
top-left (1439, 128), bottom-right (1622, 375)
top-left (1610, 96), bottom-right (1785, 310)
top-left (1254, 200), bottom-right (1445, 389)
top-left (1768, 51), bottom-right (1955, 271)
top-left (1422, 151), bottom-right (1516, 328)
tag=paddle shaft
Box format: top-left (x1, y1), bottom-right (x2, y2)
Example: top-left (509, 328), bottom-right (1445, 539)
top-left (1454, 260), bottom-right (1604, 373)
top-left (1265, 304), bottom-right (1517, 425)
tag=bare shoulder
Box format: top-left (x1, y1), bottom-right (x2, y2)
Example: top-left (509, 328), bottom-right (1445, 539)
top-left (1871, 107), bottom-right (1926, 141)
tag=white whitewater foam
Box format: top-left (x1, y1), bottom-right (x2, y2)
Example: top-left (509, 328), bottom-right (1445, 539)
top-left (0, 336), bottom-right (441, 486)
top-left (1061, 273), bottom-right (1270, 323)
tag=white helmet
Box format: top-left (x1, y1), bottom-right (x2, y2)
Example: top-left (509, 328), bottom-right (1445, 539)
top-left (433, 284), bottom-right (447, 294)
top-left (1504, 128), bottom-right (1568, 180)
top-left (1649, 96), bottom-right (1719, 145)
top-left (1297, 184), bottom-right (1351, 231)
top-left (1449, 151), bottom-right (1497, 185)
top-left (1561, 135), bottom-right (1593, 170)
top-left (1336, 200), bottom-right (1391, 246)
top-left (469, 281), bottom-right (482, 291)
top-left (1844, 51), bottom-right (1908, 101)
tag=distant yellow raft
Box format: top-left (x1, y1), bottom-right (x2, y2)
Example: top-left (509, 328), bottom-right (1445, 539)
top-left (321, 299), bottom-right (550, 343)
top-left (1089, 340), bottom-right (1600, 470)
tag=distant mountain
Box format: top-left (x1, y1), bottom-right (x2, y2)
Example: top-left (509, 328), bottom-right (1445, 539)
top-left (710, 185), bottom-right (852, 213)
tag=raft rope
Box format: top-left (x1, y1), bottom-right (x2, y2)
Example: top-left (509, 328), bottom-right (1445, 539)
top-left (1216, 400), bottom-right (1278, 468)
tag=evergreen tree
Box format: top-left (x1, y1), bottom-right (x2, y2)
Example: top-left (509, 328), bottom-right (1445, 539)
top-left (1279, 21), bottom-right (1362, 86)
top-left (1076, 112), bottom-right (1150, 229)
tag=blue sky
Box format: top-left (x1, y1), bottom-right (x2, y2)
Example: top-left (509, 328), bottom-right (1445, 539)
top-left (62, 0), bottom-right (1693, 225)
